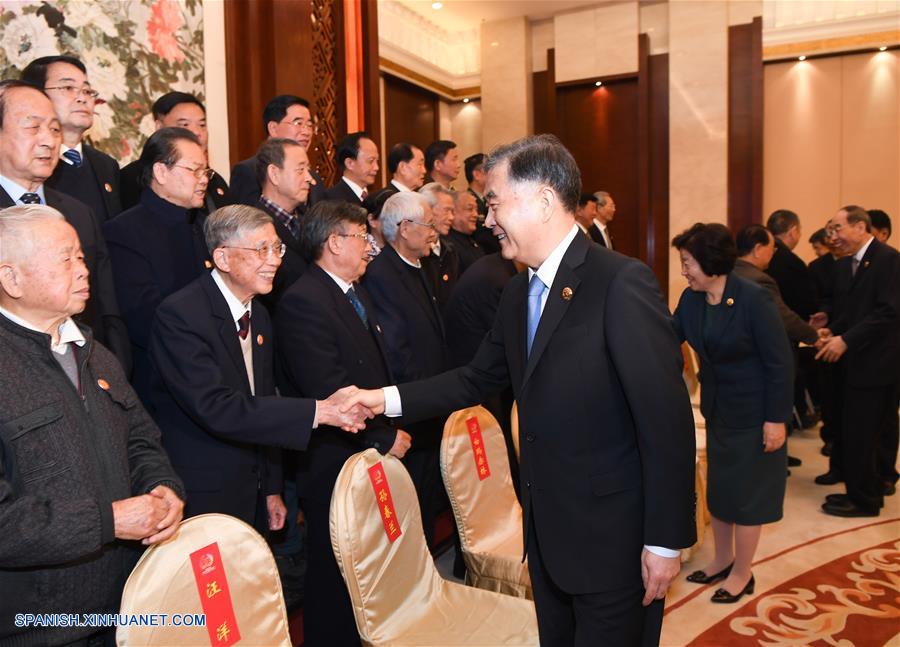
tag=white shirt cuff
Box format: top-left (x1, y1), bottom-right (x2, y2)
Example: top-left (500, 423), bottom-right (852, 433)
top-left (383, 386), bottom-right (402, 417)
top-left (312, 401), bottom-right (318, 428)
top-left (645, 545), bottom-right (680, 558)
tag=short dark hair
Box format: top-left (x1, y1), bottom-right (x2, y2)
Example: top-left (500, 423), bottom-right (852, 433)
top-left (425, 140), bottom-right (456, 173)
top-left (868, 209), bottom-right (891, 236)
top-left (735, 224), bottom-right (772, 257)
top-left (387, 143), bottom-right (415, 174)
top-left (262, 95), bottom-right (309, 134)
top-left (484, 134), bottom-right (581, 214)
top-left (151, 92), bottom-right (206, 120)
top-left (809, 228), bottom-right (829, 246)
top-left (841, 205), bottom-right (871, 232)
top-left (766, 209), bottom-right (800, 236)
top-left (464, 153), bottom-right (485, 183)
top-left (0, 80), bottom-right (46, 128)
top-left (299, 199), bottom-right (367, 262)
top-left (255, 137), bottom-right (301, 188)
top-left (335, 132), bottom-right (370, 170)
top-left (138, 127), bottom-right (201, 188)
top-left (578, 193), bottom-right (598, 208)
top-left (364, 188), bottom-right (394, 224)
top-left (671, 223), bottom-right (737, 276)
top-left (20, 55), bottom-right (86, 88)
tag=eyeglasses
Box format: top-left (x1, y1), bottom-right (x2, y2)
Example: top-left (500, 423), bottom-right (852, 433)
top-left (174, 165), bottom-right (215, 180)
top-left (221, 243), bottom-right (287, 260)
top-left (282, 118), bottom-right (316, 131)
top-left (45, 85), bottom-right (100, 100)
top-left (335, 232), bottom-right (369, 241)
top-left (402, 219), bottom-right (436, 231)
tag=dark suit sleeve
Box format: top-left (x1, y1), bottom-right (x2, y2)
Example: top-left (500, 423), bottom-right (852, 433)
top-left (758, 274), bottom-right (817, 344)
top-left (364, 273), bottom-right (418, 383)
top-left (104, 231), bottom-right (162, 351)
top-left (832, 253), bottom-right (900, 350)
top-left (604, 262), bottom-right (696, 550)
top-left (149, 303), bottom-right (315, 450)
top-left (228, 161), bottom-right (259, 206)
top-left (748, 288), bottom-right (795, 423)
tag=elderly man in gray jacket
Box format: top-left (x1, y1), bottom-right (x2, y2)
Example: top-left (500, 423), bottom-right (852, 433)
top-left (0, 204), bottom-right (185, 646)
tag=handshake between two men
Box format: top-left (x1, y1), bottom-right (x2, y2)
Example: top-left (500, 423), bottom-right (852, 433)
top-left (319, 385), bottom-right (410, 455)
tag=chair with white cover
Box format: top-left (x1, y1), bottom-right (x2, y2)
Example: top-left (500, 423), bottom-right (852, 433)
top-left (330, 448), bottom-right (538, 646)
top-left (117, 513), bottom-right (290, 646)
top-left (441, 405), bottom-right (531, 599)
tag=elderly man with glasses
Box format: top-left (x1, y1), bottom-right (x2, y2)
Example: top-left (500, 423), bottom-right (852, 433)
top-left (146, 204), bottom-right (371, 532)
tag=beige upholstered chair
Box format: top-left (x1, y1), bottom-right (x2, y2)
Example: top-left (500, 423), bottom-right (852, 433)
top-left (330, 449), bottom-right (539, 646)
top-left (441, 406), bottom-right (532, 599)
top-left (117, 514), bottom-right (290, 646)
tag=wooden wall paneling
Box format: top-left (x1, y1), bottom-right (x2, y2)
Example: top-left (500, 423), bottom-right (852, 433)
top-left (533, 49), bottom-right (557, 136)
top-left (313, 0), bottom-right (343, 185)
top-left (382, 74), bottom-right (438, 152)
top-left (360, 0), bottom-right (382, 162)
top-left (728, 16), bottom-right (764, 232)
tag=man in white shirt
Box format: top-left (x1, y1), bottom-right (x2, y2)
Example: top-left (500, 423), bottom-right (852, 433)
top-left (325, 131), bottom-right (380, 206)
top-left (386, 142), bottom-right (425, 193)
top-left (590, 190), bottom-right (615, 249)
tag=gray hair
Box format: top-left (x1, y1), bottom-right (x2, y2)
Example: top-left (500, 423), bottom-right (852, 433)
top-left (381, 192), bottom-right (429, 244)
top-left (203, 204), bottom-right (273, 253)
top-left (593, 191), bottom-right (610, 207)
top-left (299, 200), bottom-right (367, 262)
top-left (0, 204), bottom-right (66, 263)
top-left (418, 182), bottom-right (455, 208)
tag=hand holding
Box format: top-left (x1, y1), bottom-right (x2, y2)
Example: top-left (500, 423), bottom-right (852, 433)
top-left (641, 548), bottom-right (680, 606)
top-left (762, 421), bottom-right (786, 453)
top-left (317, 386), bottom-right (373, 432)
top-left (339, 388), bottom-right (386, 416)
top-left (266, 494), bottom-right (287, 531)
top-left (809, 312), bottom-right (828, 329)
top-left (142, 485), bottom-right (184, 545)
top-left (388, 429), bottom-right (412, 458)
top-left (113, 492), bottom-right (171, 542)
top-left (815, 334), bottom-right (847, 362)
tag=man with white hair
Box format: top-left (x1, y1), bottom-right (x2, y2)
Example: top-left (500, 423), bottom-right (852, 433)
top-left (589, 190), bottom-right (615, 249)
top-left (0, 204), bottom-right (185, 646)
top-left (362, 192), bottom-right (450, 548)
top-left (419, 181), bottom-right (460, 308)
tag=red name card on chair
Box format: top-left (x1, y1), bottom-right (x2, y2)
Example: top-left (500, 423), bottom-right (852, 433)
top-left (189, 542), bottom-right (241, 646)
top-left (466, 416), bottom-right (491, 481)
top-left (368, 462), bottom-right (402, 542)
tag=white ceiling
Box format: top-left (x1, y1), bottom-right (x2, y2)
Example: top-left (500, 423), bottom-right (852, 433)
top-left (393, 0), bottom-right (609, 34)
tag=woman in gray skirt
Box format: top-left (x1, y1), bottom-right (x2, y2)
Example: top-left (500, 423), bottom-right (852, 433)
top-left (671, 223), bottom-right (793, 604)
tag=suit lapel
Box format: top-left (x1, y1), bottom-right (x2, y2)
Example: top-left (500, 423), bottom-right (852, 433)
top-left (506, 274), bottom-right (528, 388)
top-left (0, 187), bottom-right (14, 207)
top-left (83, 145), bottom-right (115, 217)
top-left (703, 272), bottom-right (740, 357)
top-left (202, 274), bottom-right (252, 393)
top-left (387, 246), bottom-right (443, 337)
top-left (850, 239), bottom-right (878, 291)
top-left (250, 311), bottom-right (267, 395)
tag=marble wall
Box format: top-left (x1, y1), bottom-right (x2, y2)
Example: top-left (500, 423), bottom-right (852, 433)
top-left (480, 16), bottom-right (532, 152)
top-left (554, 2), bottom-right (640, 83)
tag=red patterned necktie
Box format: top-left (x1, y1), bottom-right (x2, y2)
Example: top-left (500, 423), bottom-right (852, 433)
top-left (237, 312), bottom-right (250, 340)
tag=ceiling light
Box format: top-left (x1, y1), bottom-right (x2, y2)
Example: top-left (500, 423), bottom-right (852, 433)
top-left (490, 41), bottom-right (499, 47)
top-left (431, 2), bottom-right (442, 9)
top-left (595, 81), bottom-right (602, 87)
top-left (798, 55), bottom-right (806, 61)
top-left (879, 46), bottom-right (887, 51)
top-left (463, 98), bottom-right (470, 103)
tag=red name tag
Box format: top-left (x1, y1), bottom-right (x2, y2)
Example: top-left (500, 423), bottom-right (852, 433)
top-left (368, 462), bottom-right (402, 542)
top-left (189, 542), bottom-right (241, 646)
top-left (466, 416), bottom-right (491, 480)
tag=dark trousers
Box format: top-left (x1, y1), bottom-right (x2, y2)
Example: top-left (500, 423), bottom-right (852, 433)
top-left (527, 521), bottom-right (664, 647)
top-left (876, 384), bottom-right (899, 486)
top-left (827, 364), bottom-right (847, 475)
top-left (842, 382), bottom-right (897, 511)
top-left (301, 496), bottom-right (361, 647)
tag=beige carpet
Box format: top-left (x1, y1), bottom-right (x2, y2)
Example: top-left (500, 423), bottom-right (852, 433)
top-left (662, 425), bottom-right (900, 647)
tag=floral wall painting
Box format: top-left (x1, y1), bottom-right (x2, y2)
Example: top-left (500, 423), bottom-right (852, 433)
top-left (0, 0), bottom-right (205, 163)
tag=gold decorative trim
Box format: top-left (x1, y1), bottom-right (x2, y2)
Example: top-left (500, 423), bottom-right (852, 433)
top-left (764, 30), bottom-right (899, 59)
top-left (379, 57), bottom-right (480, 101)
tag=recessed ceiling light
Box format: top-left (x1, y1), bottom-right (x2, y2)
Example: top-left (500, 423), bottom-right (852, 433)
top-left (431, 2), bottom-right (442, 9)
top-left (490, 41), bottom-right (499, 47)
top-left (463, 98), bottom-right (470, 103)
top-left (595, 81), bottom-right (602, 87)
top-left (798, 55), bottom-right (807, 61)
top-left (879, 46), bottom-right (887, 51)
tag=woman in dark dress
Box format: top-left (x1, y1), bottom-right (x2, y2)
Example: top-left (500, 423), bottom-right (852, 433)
top-left (671, 223), bottom-right (794, 603)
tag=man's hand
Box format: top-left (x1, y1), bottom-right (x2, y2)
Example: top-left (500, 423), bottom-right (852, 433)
top-left (113, 492), bottom-right (172, 542)
top-left (641, 548), bottom-right (680, 606)
top-left (317, 386), bottom-right (374, 432)
top-left (809, 312), bottom-right (828, 329)
top-left (815, 334), bottom-right (847, 362)
top-left (388, 429), bottom-right (412, 458)
top-left (762, 421), bottom-right (786, 453)
top-left (143, 485), bottom-right (184, 545)
top-left (267, 494), bottom-right (287, 531)
top-left (340, 388), bottom-right (386, 416)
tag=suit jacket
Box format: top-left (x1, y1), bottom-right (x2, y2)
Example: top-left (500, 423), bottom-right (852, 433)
top-left (733, 259), bottom-right (817, 344)
top-left (673, 272), bottom-right (795, 427)
top-left (230, 154), bottom-right (326, 209)
top-left (809, 253), bottom-right (837, 314)
top-left (46, 143), bottom-right (122, 221)
top-left (829, 239), bottom-right (900, 387)
top-left (766, 238), bottom-right (817, 319)
top-left (396, 233), bottom-right (696, 593)
top-left (589, 222), bottom-right (609, 248)
top-left (148, 272), bottom-right (315, 525)
top-left (422, 236), bottom-right (460, 310)
top-left (275, 264), bottom-right (397, 502)
top-left (255, 199), bottom-right (307, 314)
top-left (324, 178), bottom-right (365, 206)
top-left (119, 159), bottom-right (230, 212)
top-left (446, 228), bottom-right (485, 275)
top-left (0, 185), bottom-right (130, 369)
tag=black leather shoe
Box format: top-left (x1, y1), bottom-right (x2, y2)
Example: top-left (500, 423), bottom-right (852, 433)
top-left (825, 493), bottom-right (849, 504)
top-left (822, 500), bottom-right (879, 517)
top-left (711, 575), bottom-right (755, 603)
top-left (884, 482), bottom-right (897, 496)
top-left (686, 563), bottom-right (733, 584)
top-left (788, 455), bottom-right (802, 467)
top-left (821, 441), bottom-right (832, 457)
top-left (815, 471), bottom-right (843, 485)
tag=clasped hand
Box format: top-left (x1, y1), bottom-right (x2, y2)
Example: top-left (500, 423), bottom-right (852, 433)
top-left (317, 386), bottom-right (376, 432)
top-left (112, 485), bottom-right (184, 545)
top-left (814, 328), bottom-right (847, 362)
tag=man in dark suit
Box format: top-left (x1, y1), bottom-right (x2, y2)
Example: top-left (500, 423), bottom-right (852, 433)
top-left (424, 139), bottom-right (460, 189)
top-left (120, 92), bottom-right (229, 211)
top-left (419, 182), bottom-right (460, 308)
top-left (346, 135), bottom-right (697, 645)
top-left (0, 81), bottom-right (130, 369)
top-left (229, 95), bottom-right (326, 208)
top-left (869, 209), bottom-right (893, 247)
top-left (104, 128), bottom-right (212, 406)
top-left (447, 189), bottom-right (485, 274)
top-left (589, 190), bottom-right (615, 248)
top-left (574, 192), bottom-right (599, 240)
top-left (325, 131), bottom-right (380, 206)
top-left (465, 152), bottom-right (500, 255)
top-left (276, 200), bottom-right (410, 647)
top-left (254, 137), bottom-right (313, 313)
top-left (21, 55), bottom-right (122, 222)
top-left (148, 204), bottom-right (368, 530)
top-left (364, 142), bottom-right (425, 249)
top-left (362, 191), bottom-right (451, 548)
top-left (816, 205), bottom-right (900, 517)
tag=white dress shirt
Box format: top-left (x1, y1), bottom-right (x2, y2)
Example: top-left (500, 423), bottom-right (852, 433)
top-left (342, 176), bottom-right (367, 201)
top-left (391, 179), bottom-right (412, 192)
top-left (0, 174), bottom-right (46, 204)
top-left (211, 269), bottom-right (255, 395)
top-left (60, 142), bottom-right (84, 165)
top-left (0, 306), bottom-right (85, 354)
top-left (593, 218), bottom-right (612, 248)
top-left (853, 235), bottom-right (875, 267)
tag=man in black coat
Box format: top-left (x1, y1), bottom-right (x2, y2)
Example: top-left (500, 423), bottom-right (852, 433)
top-left (465, 152), bottom-right (500, 255)
top-left (21, 55), bottom-right (123, 222)
top-left (816, 206), bottom-right (900, 517)
top-left (148, 204), bottom-right (368, 531)
top-left (346, 136), bottom-right (696, 646)
top-left (0, 81), bottom-right (130, 370)
top-left (446, 189), bottom-right (485, 275)
top-left (419, 182), bottom-right (460, 309)
top-left (325, 131), bottom-right (380, 206)
top-left (230, 95), bottom-right (326, 208)
top-left (275, 200), bottom-right (410, 647)
top-left (120, 92), bottom-right (230, 212)
top-left (362, 191), bottom-right (451, 548)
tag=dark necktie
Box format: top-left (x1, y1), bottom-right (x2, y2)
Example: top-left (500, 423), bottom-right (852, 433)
top-left (286, 214), bottom-right (300, 240)
top-left (346, 286), bottom-right (368, 325)
top-left (20, 192), bottom-right (41, 204)
top-left (237, 311), bottom-right (251, 340)
top-left (851, 257), bottom-right (859, 277)
top-left (63, 149), bottom-right (83, 167)
top-left (360, 189), bottom-right (368, 202)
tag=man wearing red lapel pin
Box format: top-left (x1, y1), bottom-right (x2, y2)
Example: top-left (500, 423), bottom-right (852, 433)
top-left (342, 135), bottom-right (697, 646)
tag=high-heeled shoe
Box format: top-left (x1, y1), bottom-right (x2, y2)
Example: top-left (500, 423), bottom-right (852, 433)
top-left (711, 574), bottom-right (755, 603)
top-left (686, 563), bottom-right (733, 584)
